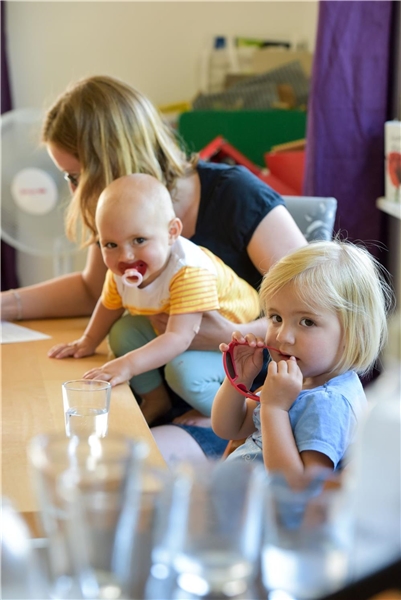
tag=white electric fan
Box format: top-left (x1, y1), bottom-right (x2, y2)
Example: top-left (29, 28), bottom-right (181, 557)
top-left (1, 108), bottom-right (79, 279)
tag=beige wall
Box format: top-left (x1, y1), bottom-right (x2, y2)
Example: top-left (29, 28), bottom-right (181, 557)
top-left (6, 1), bottom-right (319, 110)
top-left (4, 1), bottom-right (318, 285)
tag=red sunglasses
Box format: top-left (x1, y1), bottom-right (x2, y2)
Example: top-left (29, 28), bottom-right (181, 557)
top-left (222, 340), bottom-right (279, 401)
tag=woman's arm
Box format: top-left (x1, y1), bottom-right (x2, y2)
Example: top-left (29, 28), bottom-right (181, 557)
top-left (153, 311), bottom-right (268, 352)
top-left (0, 244), bottom-right (107, 321)
top-left (247, 205), bottom-right (307, 273)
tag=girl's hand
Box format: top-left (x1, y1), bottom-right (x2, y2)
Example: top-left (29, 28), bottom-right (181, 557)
top-left (220, 331), bottom-right (266, 388)
top-left (260, 356), bottom-right (303, 411)
top-left (48, 335), bottom-right (97, 359)
top-left (83, 355), bottom-right (133, 387)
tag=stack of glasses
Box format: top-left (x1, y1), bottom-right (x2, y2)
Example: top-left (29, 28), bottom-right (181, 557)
top-left (2, 433), bottom-right (352, 600)
top-left (2, 380), bottom-right (354, 600)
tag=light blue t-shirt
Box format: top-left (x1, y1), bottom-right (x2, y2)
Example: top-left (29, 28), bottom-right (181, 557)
top-left (227, 371), bottom-right (367, 469)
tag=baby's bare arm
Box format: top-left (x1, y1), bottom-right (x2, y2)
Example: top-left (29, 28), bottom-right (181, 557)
top-left (83, 312), bottom-right (203, 386)
top-left (48, 300), bottom-right (124, 359)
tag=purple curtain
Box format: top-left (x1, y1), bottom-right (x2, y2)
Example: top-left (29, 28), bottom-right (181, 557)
top-left (1, 0), bottom-right (18, 290)
top-left (304, 1), bottom-right (395, 253)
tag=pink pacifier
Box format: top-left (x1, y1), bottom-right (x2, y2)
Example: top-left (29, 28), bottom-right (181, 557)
top-left (121, 261), bottom-right (146, 287)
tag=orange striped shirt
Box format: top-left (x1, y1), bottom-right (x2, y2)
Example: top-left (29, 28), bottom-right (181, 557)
top-left (101, 237), bottom-right (260, 324)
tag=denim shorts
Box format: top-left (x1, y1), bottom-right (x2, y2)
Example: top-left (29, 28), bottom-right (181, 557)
top-left (173, 424), bottom-right (228, 460)
top-left (170, 354), bottom-right (268, 460)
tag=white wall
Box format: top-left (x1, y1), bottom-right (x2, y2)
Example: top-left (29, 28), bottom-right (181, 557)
top-left (6, 1), bottom-right (319, 110)
top-left (4, 1), bottom-right (319, 285)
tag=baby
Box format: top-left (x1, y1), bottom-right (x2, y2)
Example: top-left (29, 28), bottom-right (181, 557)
top-left (49, 173), bottom-right (261, 424)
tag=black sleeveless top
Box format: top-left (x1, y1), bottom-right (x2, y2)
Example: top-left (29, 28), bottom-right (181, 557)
top-left (191, 161), bottom-right (284, 290)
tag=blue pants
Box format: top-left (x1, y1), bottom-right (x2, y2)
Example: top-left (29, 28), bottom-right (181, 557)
top-left (108, 314), bottom-right (224, 416)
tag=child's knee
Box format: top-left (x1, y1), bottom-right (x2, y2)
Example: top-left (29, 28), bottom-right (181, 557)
top-left (108, 325), bottom-right (142, 357)
top-left (164, 360), bottom-right (219, 415)
top-left (164, 358), bottom-right (192, 397)
top-left (108, 314), bottom-right (155, 357)
top-left (108, 318), bottom-right (131, 357)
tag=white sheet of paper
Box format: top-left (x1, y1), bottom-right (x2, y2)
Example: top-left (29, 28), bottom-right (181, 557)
top-left (0, 321), bottom-right (51, 344)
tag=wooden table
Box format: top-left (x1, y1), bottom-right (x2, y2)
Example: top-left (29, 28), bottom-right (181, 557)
top-left (1, 317), bottom-right (166, 535)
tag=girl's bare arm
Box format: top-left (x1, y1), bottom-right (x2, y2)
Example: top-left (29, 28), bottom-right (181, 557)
top-left (211, 378), bottom-right (257, 441)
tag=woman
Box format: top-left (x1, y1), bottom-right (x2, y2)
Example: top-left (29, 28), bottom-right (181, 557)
top-left (1, 75), bottom-right (306, 460)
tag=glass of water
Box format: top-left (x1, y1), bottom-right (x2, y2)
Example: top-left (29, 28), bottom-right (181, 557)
top-left (151, 460), bottom-right (266, 599)
top-left (62, 379), bottom-right (111, 438)
top-left (28, 433), bottom-right (147, 599)
top-left (261, 470), bottom-right (353, 600)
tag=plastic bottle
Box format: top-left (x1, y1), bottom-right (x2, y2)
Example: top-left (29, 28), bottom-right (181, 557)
top-left (344, 317), bottom-right (401, 579)
top-left (199, 36), bottom-right (239, 94)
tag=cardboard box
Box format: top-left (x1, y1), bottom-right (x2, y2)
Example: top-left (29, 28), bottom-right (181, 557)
top-left (385, 120), bottom-right (401, 203)
top-left (252, 48), bottom-right (313, 78)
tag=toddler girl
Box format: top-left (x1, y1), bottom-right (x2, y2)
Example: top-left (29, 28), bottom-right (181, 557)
top-left (212, 240), bottom-right (392, 474)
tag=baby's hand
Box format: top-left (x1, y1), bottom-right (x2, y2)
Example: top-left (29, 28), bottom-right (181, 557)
top-left (83, 355), bottom-right (133, 387)
top-left (48, 335), bottom-right (97, 359)
top-left (260, 356), bottom-right (303, 411)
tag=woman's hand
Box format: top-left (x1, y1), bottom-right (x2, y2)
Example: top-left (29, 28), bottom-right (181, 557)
top-left (148, 312), bottom-right (169, 335)
top-left (47, 334), bottom-right (97, 359)
top-left (149, 311), bottom-right (267, 351)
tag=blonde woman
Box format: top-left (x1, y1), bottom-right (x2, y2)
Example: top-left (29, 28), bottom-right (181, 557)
top-left (1, 75), bottom-right (306, 458)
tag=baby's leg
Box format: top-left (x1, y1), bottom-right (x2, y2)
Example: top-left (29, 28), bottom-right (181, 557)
top-left (164, 350), bottom-right (224, 416)
top-left (109, 314), bottom-right (172, 423)
top-left (108, 314), bottom-right (155, 358)
top-left (140, 384), bottom-right (172, 426)
top-left (108, 313), bottom-right (163, 392)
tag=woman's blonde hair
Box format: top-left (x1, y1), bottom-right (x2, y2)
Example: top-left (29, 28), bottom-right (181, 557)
top-left (42, 75), bottom-right (197, 245)
top-left (259, 239), bottom-right (393, 376)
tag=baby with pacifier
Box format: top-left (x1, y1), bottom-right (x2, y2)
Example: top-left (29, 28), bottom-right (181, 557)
top-left (48, 173), bottom-right (261, 425)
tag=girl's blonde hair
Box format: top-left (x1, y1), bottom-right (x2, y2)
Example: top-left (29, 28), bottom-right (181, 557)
top-left (42, 75), bottom-right (197, 245)
top-left (259, 239), bottom-right (393, 376)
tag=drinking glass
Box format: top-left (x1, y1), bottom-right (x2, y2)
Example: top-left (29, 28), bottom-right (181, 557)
top-left (1, 497), bottom-right (49, 599)
top-left (61, 462), bottom-right (172, 600)
top-left (261, 470), bottom-right (353, 600)
top-left (62, 379), bottom-right (111, 438)
top-left (151, 460), bottom-right (266, 599)
top-left (28, 432), bottom-right (147, 599)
